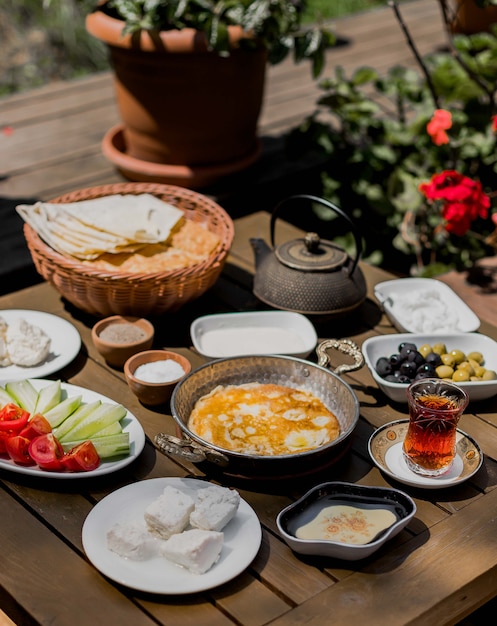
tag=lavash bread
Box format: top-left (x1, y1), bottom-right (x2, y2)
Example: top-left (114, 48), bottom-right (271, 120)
top-left (16, 194), bottom-right (221, 274)
top-left (16, 194), bottom-right (184, 260)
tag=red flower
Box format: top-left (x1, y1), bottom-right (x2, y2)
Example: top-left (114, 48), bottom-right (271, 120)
top-left (419, 170), bottom-right (490, 236)
top-left (426, 109), bottom-right (452, 145)
top-left (492, 115), bottom-right (497, 133)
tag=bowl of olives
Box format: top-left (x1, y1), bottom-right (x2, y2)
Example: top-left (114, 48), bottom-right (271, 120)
top-left (362, 333), bottom-right (497, 403)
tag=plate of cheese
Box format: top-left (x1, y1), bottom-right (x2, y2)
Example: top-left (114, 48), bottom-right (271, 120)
top-left (0, 310), bottom-right (81, 382)
top-left (82, 477), bottom-right (262, 594)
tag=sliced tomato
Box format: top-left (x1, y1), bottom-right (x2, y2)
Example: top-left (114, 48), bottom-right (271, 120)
top-left (0, 404), bottom-right (30, 433)
top-left (5, 435), bottom-right (35, 465)
top-left (19, 414), bottom-right (52, 441)
top-left (0, 431), bottom-right (11, 454)
top-left (60, 441), bottom-right (100, 473)
top-left (28, 434), bottom-right (64, 471)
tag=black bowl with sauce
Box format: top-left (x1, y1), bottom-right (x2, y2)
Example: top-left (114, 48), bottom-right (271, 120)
top-left (276, 481), bottom-right (416, 560)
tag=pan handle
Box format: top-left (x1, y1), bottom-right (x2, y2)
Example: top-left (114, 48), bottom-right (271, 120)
top-left (316, 338), bottom-right (364, 376)
top-left (154, 432), bottom-right (230, 467)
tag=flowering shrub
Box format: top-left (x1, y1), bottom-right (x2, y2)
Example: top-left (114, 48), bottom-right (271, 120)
top-left (287, 0), bottom-right (497, 276)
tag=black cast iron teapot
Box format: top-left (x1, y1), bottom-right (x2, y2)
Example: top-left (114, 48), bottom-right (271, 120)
top-left (250, 194), bottom-right (367, 316)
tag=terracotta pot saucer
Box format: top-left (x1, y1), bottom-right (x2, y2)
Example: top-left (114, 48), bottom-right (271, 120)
top-left (102, 124), bottom-right (262, 189)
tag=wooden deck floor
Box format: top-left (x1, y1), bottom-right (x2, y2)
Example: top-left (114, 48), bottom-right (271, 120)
top-left (0, 0), bottom-right (445, 280)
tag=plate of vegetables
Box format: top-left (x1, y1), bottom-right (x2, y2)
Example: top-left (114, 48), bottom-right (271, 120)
top-left (0, 378), bottom-right (145, 478)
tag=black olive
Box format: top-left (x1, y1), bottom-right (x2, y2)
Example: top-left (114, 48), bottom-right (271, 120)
top-left (407, 350), bottom-right (424, 367)
top-left (375, 357), bottom-right (392, 378)
top-left (414, 370), bottom-right (434, 380)
top-left (389, 353), bottom-right (404, 368)
top-left (416, 363), bottom-right (436, 376)
top-left (397, 375), bottom-right (412, 384)
top-left (398, 342), bottom-right (417, 353)
top-left (425, 352), bottom-right (442, 367)
top-left (400, 361), bottom-right (417, 378)
top-left (384, 374), bottom-right (398, 382)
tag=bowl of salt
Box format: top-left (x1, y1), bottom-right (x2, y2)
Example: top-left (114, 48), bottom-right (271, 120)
top-left (124, 349), bottom-right (191, 406)
top-left (92, 315), bottom-right (155, 368)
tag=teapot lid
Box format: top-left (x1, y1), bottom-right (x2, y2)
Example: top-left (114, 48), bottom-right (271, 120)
top-left (275, 232), bottom-right (348, 272)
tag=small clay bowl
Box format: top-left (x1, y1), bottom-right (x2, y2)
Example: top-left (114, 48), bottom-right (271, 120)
top-left (92, 316), bottom-right (155, 368)
top-left (124, 350), bottom-right (191, 406)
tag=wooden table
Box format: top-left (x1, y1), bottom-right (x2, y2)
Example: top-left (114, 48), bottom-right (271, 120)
top-left (1, 211), bottom-right (497, 626)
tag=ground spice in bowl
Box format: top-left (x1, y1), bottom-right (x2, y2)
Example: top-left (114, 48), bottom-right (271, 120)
top-left (99, 322), bottom-right (147, 344)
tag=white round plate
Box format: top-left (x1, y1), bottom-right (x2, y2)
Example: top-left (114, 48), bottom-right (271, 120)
top-left (0, 310), bottom-right (81, 382)
top-left (368, 420), bottom-right (483, 489)
top-left (0, 379), bottom-right (145, 479)
top-left (82, 477), bottom-right (262, 594)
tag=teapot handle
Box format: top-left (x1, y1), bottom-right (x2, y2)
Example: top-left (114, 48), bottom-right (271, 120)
top-left (270, 194), bottom-right (363, 276)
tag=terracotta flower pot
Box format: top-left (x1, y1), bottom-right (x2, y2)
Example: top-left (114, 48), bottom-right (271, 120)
top-left (451, 0), bottom-right (497, 34)
top-left (86, 9), bottom-right (268, 188)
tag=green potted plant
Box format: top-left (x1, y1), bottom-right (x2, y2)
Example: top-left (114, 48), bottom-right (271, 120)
top-left (85, 0), bottom-right (334, 188)
top-left (286, 0), bottom-right (497, 278)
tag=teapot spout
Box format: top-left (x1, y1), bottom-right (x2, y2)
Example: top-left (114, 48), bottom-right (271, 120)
top-left (250, 237), bottom-right (271, 269)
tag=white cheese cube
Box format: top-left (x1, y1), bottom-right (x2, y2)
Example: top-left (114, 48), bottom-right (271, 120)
top-left (106, 521), bottom-right (158, 560)
top-left (190, 485), bottom-right (240, 531)
top-left (144, 486), bottom-right (195, 539)
top-left (160, 529), bottom-right (224, 574)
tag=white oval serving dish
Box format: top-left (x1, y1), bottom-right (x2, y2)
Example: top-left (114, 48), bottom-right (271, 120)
top-left (374, 278), bottom-right (480, 333)
top-left (190, 311), bottom-right (318, 359)
top-left (362, 332), bottom-right (497, 403)
top-left (276, 481), bottom-right (416, 561)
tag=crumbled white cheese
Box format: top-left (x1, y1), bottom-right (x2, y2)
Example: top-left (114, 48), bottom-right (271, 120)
top-left (6, 318), bottom-right (51, 366)
top-left (390, 288), bottom-right (460, 333)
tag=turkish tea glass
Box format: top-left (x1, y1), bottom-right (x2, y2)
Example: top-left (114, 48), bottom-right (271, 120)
top-left (402, 378), bottom-right (469, 477)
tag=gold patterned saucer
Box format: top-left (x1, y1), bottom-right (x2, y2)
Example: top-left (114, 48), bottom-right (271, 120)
top-left (368, 420), bottom-right (483, 489)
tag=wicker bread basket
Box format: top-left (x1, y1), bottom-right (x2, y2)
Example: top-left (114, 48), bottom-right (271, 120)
top-left (23, 182), bottom-right (234, 317)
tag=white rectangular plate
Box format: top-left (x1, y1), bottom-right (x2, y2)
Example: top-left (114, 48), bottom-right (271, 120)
top-left (374, 278), bottom-right (480, 333)
top-left (190, 311), bottom-right (317, 359)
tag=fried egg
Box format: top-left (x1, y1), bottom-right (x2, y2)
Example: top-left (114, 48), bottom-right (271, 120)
top-left (188, 382), bottom-right (340, 456)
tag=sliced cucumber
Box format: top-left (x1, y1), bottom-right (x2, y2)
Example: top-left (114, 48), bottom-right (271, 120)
top-left (57, 402), bottom-right (126, 443)
top-left (6, 379), bottom-right (38, 413)
top-left (53, 400), bottom-right (102, 440)
top-left (61, 432), bottom-right (130, 459)
top-left (92, 421), bottom-right (123, 437)
top-left (33, 380), bottom-right (62, 415)
top-left (0, 386), bottom-right (15, 408)
top-left (44, 394), bottom-right (83, 428)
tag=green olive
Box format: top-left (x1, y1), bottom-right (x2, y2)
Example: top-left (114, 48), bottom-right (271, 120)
top-left (441, 353), bottom-right (456, 367)
top-left (467, 351), bottom-right (484, 365)
top-left (418, 343), bottom-right (432, 358)
top-left (458, 361), bottom-right (475, 376)
top-left (436, 365), bottom-right (454, 379)
top-left (474, 365), bottom-right (487, 378)
top-left (482, 370), bottom-right (497, 380)
top-left (450, 349), bottom-right (466, 365)
top-left (452, 369), bottom-right (470, 382)
top-left (432, 343), bottom-right (447, 355)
